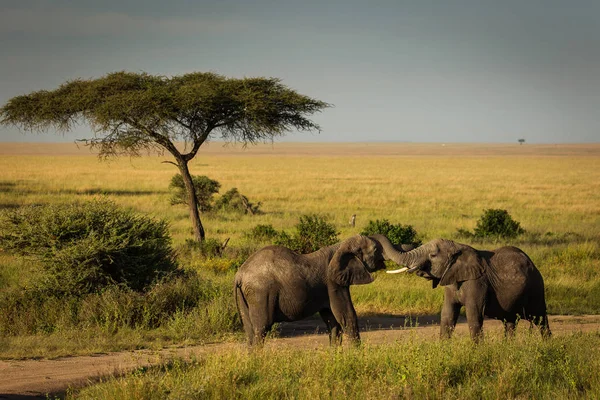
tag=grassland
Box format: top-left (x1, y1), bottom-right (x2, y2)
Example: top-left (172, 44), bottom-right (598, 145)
top-left (1, 141), bottom-right (599, 398)
top-left (1, 142), bottom-right (599, 316)
top-left (1, 142), bottom-right (598, 242)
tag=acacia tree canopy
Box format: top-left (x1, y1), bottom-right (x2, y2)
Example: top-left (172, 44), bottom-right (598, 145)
top-left (1, 71), bottom-right (330, 241)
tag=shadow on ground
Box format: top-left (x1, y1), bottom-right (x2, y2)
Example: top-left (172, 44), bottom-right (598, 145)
top-left (275, 313), bottom-right (467, 338)
top-left (0, 395), bottom-right (62, 400)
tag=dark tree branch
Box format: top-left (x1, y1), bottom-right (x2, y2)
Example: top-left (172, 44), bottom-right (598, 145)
top-left (182, 129), bottom-right (211, 162)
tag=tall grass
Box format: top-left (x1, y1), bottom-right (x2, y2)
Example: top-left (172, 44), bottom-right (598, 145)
top-left (0, 270), bottom-right (241, 359)
top-left (74, 331), bottom-right (600, 399)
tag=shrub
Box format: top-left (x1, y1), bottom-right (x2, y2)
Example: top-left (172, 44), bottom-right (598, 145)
top-left (244, 224), bottom-right (280, 242)
top-left (0, 200), bottom-right (177, 296)
top-left (213, 188), bottom-right (261, 215)
top-left (360, 219), bottom-right (422, 246)
top-left (472, 209), bottom-right (525, 239)
top-left (275, 214), bottom-right (339, 254)
top-left (169, 174), bottom-right (220, 212)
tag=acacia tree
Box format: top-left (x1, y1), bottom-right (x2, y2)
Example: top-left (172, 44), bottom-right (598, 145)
top-left (0, 71), bottom-right (329, 241)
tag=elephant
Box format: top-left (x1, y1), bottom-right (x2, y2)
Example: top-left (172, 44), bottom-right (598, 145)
top-left (387, 239), bottom-right (551, 341)
top-left (234, 234), bottom-right (406, 346)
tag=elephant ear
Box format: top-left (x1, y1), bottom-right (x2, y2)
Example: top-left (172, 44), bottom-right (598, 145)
top-left (439, 247), bottom-right (485, 286)
top-left (328, 237), bottom-right (374, 286)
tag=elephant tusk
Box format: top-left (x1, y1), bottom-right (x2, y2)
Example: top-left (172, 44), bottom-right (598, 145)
top-left (386, 267), bottom-right (409, 274)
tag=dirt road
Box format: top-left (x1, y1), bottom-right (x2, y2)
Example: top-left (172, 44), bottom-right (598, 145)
top-left (1, 315), bottom-right (599, 399)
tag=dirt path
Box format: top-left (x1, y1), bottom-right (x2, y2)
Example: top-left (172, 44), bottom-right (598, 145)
top-left (1, 315), bottom-right (599, 399)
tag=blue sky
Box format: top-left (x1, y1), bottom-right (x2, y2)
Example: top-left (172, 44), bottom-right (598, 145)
top-left (1, 0), bottom-right (599, 143)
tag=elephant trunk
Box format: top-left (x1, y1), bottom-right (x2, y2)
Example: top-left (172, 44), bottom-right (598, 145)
top-left (368, 234), bottom-right (405, 265)
top-left (386, 243), bottom-right (431, 273)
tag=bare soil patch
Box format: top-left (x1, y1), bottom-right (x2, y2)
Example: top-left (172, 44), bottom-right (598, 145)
top-left (1, 314), bottom-right (599, 399)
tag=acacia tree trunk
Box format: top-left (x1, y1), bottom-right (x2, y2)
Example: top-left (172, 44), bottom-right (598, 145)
top-left (177, 159), bottom-right (205, 242)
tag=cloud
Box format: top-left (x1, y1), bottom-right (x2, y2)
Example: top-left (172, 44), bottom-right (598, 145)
top-left (0, 7), bottom-right (249, 37)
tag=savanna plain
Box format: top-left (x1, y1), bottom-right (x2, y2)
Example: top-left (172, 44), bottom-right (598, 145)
top-left (1, 142), bottom-right (600, 399)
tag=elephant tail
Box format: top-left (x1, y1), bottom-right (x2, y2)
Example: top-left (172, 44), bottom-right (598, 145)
top-left (234, 278), bottom-right (251, 331)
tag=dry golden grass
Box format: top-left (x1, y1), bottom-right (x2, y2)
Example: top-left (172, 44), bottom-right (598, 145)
top-left (1, 141), bottom-right (599, 245)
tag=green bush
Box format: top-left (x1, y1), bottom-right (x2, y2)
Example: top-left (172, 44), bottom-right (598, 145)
top-left (360, 219), bottom-right (421, 246)
top-left (213, 188), bottom-right (261, 215)
top-left (472, 209), bottom-right (525, 239)
top-left (275, 214), bottom-right (339, 254)
top-left (244, 224), bottom-right (280, 242)
top-left (169, 174), bottom-right (221, 212)
top-left (0, 200), bottom-right (177, 296)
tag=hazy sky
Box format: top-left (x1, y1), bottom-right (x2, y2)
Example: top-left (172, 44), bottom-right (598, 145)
top-left (1, 0), bottom-right (599, 143)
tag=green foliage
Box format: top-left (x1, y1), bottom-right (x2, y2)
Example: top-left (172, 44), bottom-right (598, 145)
top-left (244, 224), bottom-right (280, 242)
top-left (0, 200), bottom-right (177, 296)
top-left (0, 71), bottom-right (330, 158)
top-left (360, 219), bottom-right (421, 246)
top-left (213, 188), bottom-right (261, 215)
top-left (471, 209), bottom-right (526, 239)
top-left (169, 174), bottom-right (220, 212)
top-left (275, 214), bottom-right (339, 254)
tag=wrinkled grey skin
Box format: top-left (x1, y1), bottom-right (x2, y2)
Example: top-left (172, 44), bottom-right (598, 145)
top-left (391, 239), bottom-right (551, 341)
top-left (234, 234), bottom-right (405, 346)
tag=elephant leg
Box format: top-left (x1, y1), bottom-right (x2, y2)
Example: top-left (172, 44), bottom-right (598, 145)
top-left (235, 285), bottom-right (255, 346)
top-left (538, 315), bottom-right (552, 338)
top-left (328, 286), bottom-right (360, 344)
top-left (440, 294), bottom-right (461, 339)
top-left (528, 313), bottom-right (551, 338)
top-left (248, 293), bottom-right (276, 346)
top-left (320, 308), bottom-right (342, 346)
top-left (240, 311), bottom-right (255, 346)
top-left (525, 299), bottom-right (552, 339)
top-left (465, 303), bottom-right (485, 343)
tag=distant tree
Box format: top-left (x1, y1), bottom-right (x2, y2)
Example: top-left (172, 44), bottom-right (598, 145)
top-left (518, 138), bottom-right (526, 145)
top-left (0, 71), bottom-right (330, 241)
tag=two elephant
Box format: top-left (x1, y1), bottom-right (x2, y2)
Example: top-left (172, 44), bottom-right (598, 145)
top-left (234, 235), bottom-right (550, 345)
